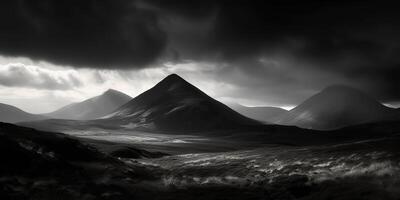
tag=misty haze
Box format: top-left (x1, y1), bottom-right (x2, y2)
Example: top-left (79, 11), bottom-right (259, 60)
top-left (1, 1), bottom-right (400, 200)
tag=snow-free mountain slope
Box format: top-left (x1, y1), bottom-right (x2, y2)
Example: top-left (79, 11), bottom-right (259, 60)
top-left (46, 89), bottom-right (132, 120)
top-left (226, 102), bottom-right (288, 123)
top-left (277, 85), bottom-right (398, 130)
top-left (106, 74), bottom-right (259, 131)
top-left (0, 103), bottom-right (46, 123)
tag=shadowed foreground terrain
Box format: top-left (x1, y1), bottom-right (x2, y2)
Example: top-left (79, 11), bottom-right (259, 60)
top-left (1, 0), bottom-right (400, 199)
top-left (1, 122), bottom-right (400, 199)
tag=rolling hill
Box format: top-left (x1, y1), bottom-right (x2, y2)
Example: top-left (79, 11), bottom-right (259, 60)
top-left (46, 89), bottom-right (132, 120)
top-left (276, 85), bottom-right (399, 130)
top-left (0, 103), bottom-right (46, 123)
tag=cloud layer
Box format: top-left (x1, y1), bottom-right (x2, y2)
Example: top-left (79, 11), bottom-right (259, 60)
top-left (0, 0), bottom-right (166, 69)
top-left (0, 63), bottom-right (82, 90)
top-left (0, 0), bottom-right (399, 103)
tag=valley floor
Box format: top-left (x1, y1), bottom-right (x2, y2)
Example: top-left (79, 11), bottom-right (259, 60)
top-left (127, 136), bottom-right (400, 199)
top-left (3, 122), bottom-right (400, 199)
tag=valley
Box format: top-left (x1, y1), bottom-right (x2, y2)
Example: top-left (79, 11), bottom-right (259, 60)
top-left (1, 1), bottom-right (400, 199)
top-left (2, 74), bottom-right (400, 200)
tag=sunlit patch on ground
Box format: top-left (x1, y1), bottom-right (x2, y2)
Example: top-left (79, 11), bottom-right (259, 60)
top-left (131, 138), bottom-right (400, 195)
top-left (64, 129), bottom-right (205, 144)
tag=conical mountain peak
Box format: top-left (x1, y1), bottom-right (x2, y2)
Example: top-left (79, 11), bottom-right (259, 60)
top-left (163, 73), bottom-right (185, 82)
top-left (146, 73), bottom-right (205, 98)
top-left (107, 74), bottom-right (259, 131)
top-left (103, 89), bottom-right (121, 95)
top-left (156, 74), bottom-right (191, 89)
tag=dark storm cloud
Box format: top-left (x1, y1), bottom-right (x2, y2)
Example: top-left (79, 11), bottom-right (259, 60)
top-left (0, 0), bottom-right (166, 69)
top-left (0, 0), bottom-right (399, 102)
top-left (147, 0), bottom-right (400, 102)
top-left (151, 0), bottom-right (400, 59)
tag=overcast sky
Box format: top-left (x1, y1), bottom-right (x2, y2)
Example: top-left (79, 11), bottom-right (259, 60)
top-left (0, 0), bottom-right (399, 113)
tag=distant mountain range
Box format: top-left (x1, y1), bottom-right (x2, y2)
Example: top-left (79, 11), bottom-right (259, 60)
top-left (45, 89), bottom-right (132, 120)
top-left (4, 75), bottom-right (399, 131)
top-left (225, 102), bottom-right (288, 123)
top-left (0, 103), bottom-right (46, 123)
top-left (104, 74), bottom-right (259, 131)
top-left (276, 85), bottom-right (400, 130)
top-left (224, 85), bottom-right (399, 130)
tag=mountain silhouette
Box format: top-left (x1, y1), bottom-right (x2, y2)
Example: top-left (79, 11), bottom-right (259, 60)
top-left (225, 102), bottom-right (288, 123)
top-left (105, 74), bottom-right (259, 131)
top-left (276, 85), bottom-right (398, 130)
top-left (46, 89), bottom-right (132, 120)
top-left (0, 103), bottom-right (46, 123)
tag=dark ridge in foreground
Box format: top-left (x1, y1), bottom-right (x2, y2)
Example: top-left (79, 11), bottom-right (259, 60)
top-left (5, 120), bottom-right (400, 199)
top-left (0, 122), bottom-right (162, 200)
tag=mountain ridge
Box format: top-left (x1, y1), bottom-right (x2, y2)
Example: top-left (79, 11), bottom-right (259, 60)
top-left (225, 102), bottom-right (288, 123)
top-left (46, 89), bottom-right (132, 120)
top-left (0, 103), bottom-right (46, 123)
top-left (276, 85), bottom-right (398, 130)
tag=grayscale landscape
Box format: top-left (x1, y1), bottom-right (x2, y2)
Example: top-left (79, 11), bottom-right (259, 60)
top-left (1, 1), bottom-right (400, 199)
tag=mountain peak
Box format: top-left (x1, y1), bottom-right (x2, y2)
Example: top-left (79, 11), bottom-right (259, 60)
top-left (278, 84), bottom-right (392, 130)
top-left (165, 73), bottom-right (183, 80)
top-left (151, 73), bottom-right (203, 96)
top-left (298, 84), bottom-right (382, 110)
top-left (46, 89), bottom-right (132, 120)
top-left (103, 89), bottom-right (120, 95)
top-left (102, 89), bottom-right (132, 99)
top-left (106, 74), bottom-right (259, 131)
top-left (158, 74), bottom-right (187, 86)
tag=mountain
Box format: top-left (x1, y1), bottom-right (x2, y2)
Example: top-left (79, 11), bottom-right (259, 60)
top-left (226, 102), bottom-right (288, 123)
top-left (104, 74), bottom-right (259, 131)
top-left (46, 89), bottom-right (132, 120)
top-left (0, 103), bottom-right (46, 123)
top-left (276, 85), bottom-right (399, 130)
